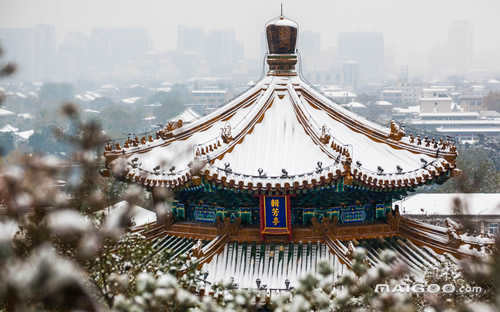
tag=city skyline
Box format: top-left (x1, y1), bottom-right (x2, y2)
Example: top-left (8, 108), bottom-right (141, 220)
top-left (1, 0), bottom-right (500, 81)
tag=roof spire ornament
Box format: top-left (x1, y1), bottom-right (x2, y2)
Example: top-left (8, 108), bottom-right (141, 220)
top-left (265, 6), bottom-right (298, 76)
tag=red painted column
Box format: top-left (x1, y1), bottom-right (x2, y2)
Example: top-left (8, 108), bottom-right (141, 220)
top-left (259, 194), bottom-right (264, 240)
top-left (286, 195), bottom-right (292, 240)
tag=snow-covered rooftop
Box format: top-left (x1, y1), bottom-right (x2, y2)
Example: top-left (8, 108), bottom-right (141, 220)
top-left (103, 200), bottom-right (156, 227)
top-left (106, 74), bottom-right (456, 191)
top-left (122, 97), bottom-right (141, 104)
top-left (393, 106), bottom-right (420, 114)
top-left (17, 113), bottom-right (34, 119)
top-left (396, 193), bottom-right (500, 215)
top-left (0, 124), bottom-right (19, 132)
top-left (170, 108), bottom-right (201, 123)
top-left (75, 92), bottom-right (102, 102)
top-left (83, 109), bottom-right (100, 114)
top-left (192, 90), bottom-right (227, 94)
top-left (341, 102), bottom-right (366, 109)
top-left (420, 112), bottom-right (479, 118)
top-left (435, 127), bottom-right (500, 133)
top-left (382, 90), bottom-right (402, 94)
top-left (15, 130), bottom-right (34, 140)
top-left (324, 90), bottom-right (357, 98)
top-left (0, 108), bottom-right (15, 117)
top-left (375, 100), bottom-right (392, 106)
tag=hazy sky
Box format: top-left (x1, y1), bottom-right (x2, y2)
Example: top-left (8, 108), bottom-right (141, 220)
top-left (1, 0), bottom-right (499, 68)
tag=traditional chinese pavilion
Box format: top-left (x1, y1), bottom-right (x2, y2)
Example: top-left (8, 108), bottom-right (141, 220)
top-left (103, 12), bottom-right (493, 289)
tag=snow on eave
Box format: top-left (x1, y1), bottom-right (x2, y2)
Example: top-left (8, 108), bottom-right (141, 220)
top-left (101, 200), bottom-right (156, 227)
top-left (299, 81), bottom-right (390, 135)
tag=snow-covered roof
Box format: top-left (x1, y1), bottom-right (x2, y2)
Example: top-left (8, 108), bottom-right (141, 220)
top-left (420, 112), bottom-right (479, 118)
top-left (480, 111), bottom-right (500, 118)
top-left (17, 113), bottom-right (34, 119)
top-left (15, 130), bottom-right (34, 140)
top-left (396, 193), bottom-right (500, 216)
top-left (0, 108), bottom-right (15, 116)
top-left (170, 108), bottom-right (201, 123)
top-left (144, 103), bottom-right (162, 108)
top-left (424, 88), bottom-right (448, 93)
top-left (105, 74), bottom-right (457, 191)
top-left (103, 200), bottom-right (156, 227)
top-left (155, 87), bottom-right (171, 92)
top-left (75, 91), bottom-right (102, 102)
top-left (435, 127), bottom-right (500, 133)
top-left (192, 90), bottom-right (227, 94)
top-left (375, 100), bottom-right (392, 106)
top-left (15, 92), bottom-right (27, 98)
top-left (324, 90), bottom-right (357, 98)
top-left (382, 89), bottom-right (402, 94)
top-left (0, 124), bottom-right (18, 132)
top-left (83, 109), bottom-right (100, 114)
top-left (393, 106), bottom-right (420, 114)
top-left (411, 120), bottom-right (500, 126)
top-left (419, 97), bottom-right (452, 101)
top-left (341, 102), bottom-right (366, 109)
top-left (122, 97), bottom-right (141, 104)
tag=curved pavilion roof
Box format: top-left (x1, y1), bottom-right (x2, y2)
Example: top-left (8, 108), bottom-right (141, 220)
top-left (104, 74), bottom-right (458, 192)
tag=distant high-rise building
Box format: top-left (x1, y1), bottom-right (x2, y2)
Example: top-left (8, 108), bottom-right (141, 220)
top-left (299, 30), bottom-right (320, 72)
top-left (88, 27), bottom-right (151, 71)
top-left (58, 32), bottom-right (90, 81)
top-left (337, 32), bottom-right (384, 82)
top-left (177, 26), bottom-right (205, 55)
top-left (0, 25), bottom-right (56, 81)
top-left (399, 65), bottom-right (408, 84)
top-left (205, 30), bottom-right (243, 74)
top-left (447, 20), bottom-right (473, 75)
top-left (342, 60), bottom-right (359, 90)
top-left (176, 26), bottom-right (244, 76)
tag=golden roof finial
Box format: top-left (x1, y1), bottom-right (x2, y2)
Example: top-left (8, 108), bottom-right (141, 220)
top-left (280, 2), bottom-right (284, 19)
